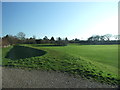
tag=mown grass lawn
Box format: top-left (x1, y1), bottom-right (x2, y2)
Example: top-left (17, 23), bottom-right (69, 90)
top-left (2, 44), bottom-right (119, 85)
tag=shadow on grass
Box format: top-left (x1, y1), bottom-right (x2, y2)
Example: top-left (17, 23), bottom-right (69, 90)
top-left (5, 45), bottom-right (47, 60)
top-left (32, 44), bottom-right (64, 47)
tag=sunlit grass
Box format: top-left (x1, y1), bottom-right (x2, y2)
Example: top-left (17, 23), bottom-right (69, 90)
top-left (2, 44), bottom-right (119, 85)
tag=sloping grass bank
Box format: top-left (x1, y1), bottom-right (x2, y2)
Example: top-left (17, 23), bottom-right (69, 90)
top-left (2, 44), bottom-right (119, 85)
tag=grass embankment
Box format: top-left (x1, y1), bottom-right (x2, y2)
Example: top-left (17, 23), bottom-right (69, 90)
top-left (0, 48), bottom-right (2, 65)
top-left (2, 44), bottom-right (119, 85)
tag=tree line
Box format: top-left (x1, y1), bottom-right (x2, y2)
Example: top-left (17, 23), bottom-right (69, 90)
top-left (86, 34), bottom-right (120, 45)
top-left (87, 34), bottom-right (120, 41)
top-left (1, 32), bottom-right (120, 47)
top-left (1, 32), bottom-right (69, 47)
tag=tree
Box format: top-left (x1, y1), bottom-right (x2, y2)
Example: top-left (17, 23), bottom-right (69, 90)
top-left (88, 35), bottom-right (104, 42)
top-left (88, 36), bottom-right (94, 41)
top-left (43, 36), bottom-right (48, 40)
top-left (57, 37), bottom-right (61, 41)
top-left (87, 35), bottom-right (101, 44)
top-left (50, 36), bottom-right (55, 41)
top-left (114, 35), bottom-right (120, 40)
top-left (8, 35), bottom-right (19, 44)
top-left (103, 34), bottom-right (112, 41)
top-left (50, 36), bottom-right (55, 44)
top-left (74, 38), bottom-right (80, 43)
top-left (93, 35), bottom-right (100, 41)
top-left (100, 35), bottom-right (105, 41)
top-left (33, 35), bottom-right (36, 39)
top-left (65, 37), bottom-right (68, 41)
top-left (17, 32), bottom-right (26, 40)
top-left (35, 39), bottom-right (42, 44)
top-left (2, 35), bottom-right (20, 46)
top-left (75, 38), bottom-right (80, 41)
top-left (2, 35), bottom-right (10, 46)
top-left (56, 37), bottom-right (68, 46)
top-left (25, 37), bottom-right (36, 44)
top-left (43, 36), bottom-right (49, 44)
top-left (65, 37), bottom-right (69, 44)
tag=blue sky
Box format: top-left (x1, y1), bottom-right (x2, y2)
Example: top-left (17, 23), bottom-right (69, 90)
top-left (2, 2), bottom-right (118, 40)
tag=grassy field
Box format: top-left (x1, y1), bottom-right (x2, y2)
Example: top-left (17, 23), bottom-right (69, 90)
top-left (2, 44), bottom-right (119, 85)
top-left (0, 48), bottom-right (2, 65)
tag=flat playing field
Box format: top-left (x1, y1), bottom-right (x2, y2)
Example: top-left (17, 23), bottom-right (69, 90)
top-left (2, 44), bottom-right (119, 85)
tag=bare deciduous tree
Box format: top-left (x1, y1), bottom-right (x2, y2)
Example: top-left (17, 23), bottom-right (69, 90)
top-left (17, 32), bottom-right (26, 40)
